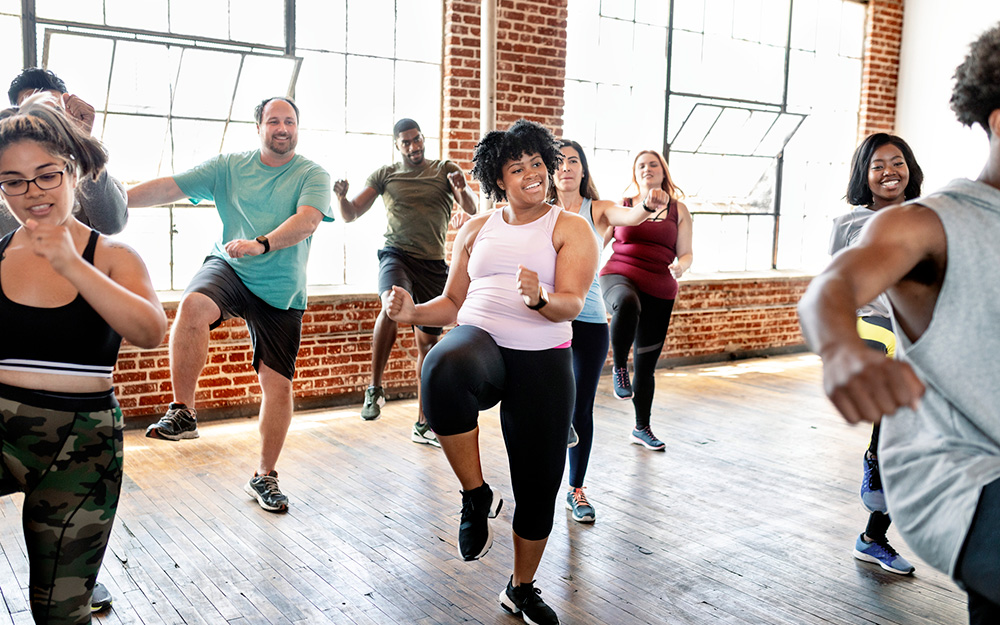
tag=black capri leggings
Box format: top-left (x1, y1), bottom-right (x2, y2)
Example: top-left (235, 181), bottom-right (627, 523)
top-left (599, 273), bottom-right (675, 429)
top-left (422, 325), bottom-right (574, 541)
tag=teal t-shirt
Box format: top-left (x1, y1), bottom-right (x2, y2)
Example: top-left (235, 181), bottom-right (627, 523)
top-left (174, 150), bottom-right (333, 310)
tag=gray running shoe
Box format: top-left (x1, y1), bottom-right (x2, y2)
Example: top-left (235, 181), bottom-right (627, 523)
top-left (91, 581), bottom-right (112, 613)
top-left (245, 471), bottom-right (289, 512)
top-left (361, 385), bottom-right (385, 421)
top-left (145, 402), bottom-right (199, 440)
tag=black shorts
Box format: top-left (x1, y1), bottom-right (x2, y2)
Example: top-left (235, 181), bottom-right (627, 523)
top-left (185, 257), bottom-right (304, 381)
top-left (377, 247), bottom-right (449, 336)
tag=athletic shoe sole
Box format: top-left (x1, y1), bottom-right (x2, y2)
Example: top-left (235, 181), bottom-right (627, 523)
top-left (613, 391), bottom-right (633, 401)
top-left (853, 549), bottom-right (914, 575)
top-left (411, 432), bottom-right (441, 447)
top-left (145, 426), bottom-right (199, 440)
top-left (244, 481), bottom-right (289, 513)
top-left (630, 433), bottom-right (665, 451)
top-left (565, 501), bottom-right (595, 523)
top-left (459, 495), bottom-right (503, 561)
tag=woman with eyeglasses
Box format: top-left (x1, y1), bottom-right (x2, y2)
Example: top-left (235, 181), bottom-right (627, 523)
top-left (0, 95), bottom-right (166, 624)
top-left (599, 149), bottom-right (693, 451)
top-left (548, 139), bottom-right (667, 522)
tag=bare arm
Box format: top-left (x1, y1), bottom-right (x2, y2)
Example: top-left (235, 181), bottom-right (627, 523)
top-left (669, 201), bottom-right (694, 279)
top-left (127, 177), bottom-right (186, 208)
top-left (447, 170), bottom-right (478, 215)
top-left (798, 204), bottom-right (943, 424)
top-left (594, 189), bottom-right (670, 237)
top-left (224, 205), bottom-right (325, 258)
top-left (24, 221), bottom-right (167, 348)
top-left (516, 211), bottom-right (598, 322)
top-left (333, 180), bottom-right (379, 222)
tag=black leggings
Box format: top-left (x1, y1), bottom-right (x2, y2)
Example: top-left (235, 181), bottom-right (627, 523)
top-left (568, 320), bottom-right (609, 489)
top-left (599, 274), bottom-right (675, 429)
top-left (422, 325), bottom-right (574, 541)
top-left (957, 477), bottom-right (1000, 624)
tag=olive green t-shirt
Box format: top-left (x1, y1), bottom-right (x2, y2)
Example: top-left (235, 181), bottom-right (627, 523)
top-left (365, 159), bottom-right (461, 260)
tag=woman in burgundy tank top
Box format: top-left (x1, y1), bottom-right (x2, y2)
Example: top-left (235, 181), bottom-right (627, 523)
top-left (598, 149), bottom-right (693, 451)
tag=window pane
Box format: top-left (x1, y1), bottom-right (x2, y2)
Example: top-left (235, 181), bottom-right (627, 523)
top-left (562, 80), bottom-right (598, 146)
top-left (594, 83), bottom-right (631, 148)
top-left (231, 56), bottom-right (299, 123)
top-left (635, 0), bottom-right (669, 27)
top-left (596, 17), bottom-right (633, 85)
top-left (346, 56), bottom-right (393, 133)
top-left (397, 0), bottom-right (442, 63)
top-left (101, 115), bottom-right (169, 181)
top-left (43, 34), bottom-right (114, 111)
top-left (169, 120), bottom-right (227, 173)
top-left (107, 41), bottom-right (178, 116)
top-left (220, 121), bottom-right (259, 155)
top-left (673, 0), bottom-right (705, 32)
top-left (172, 49), bottom-right (241, 119)
top-left (601, 0), bottom-right (634, 20)
top-left (36, 0), bottom-right (101, 23)
top-left (0, 0), bottom-right (19, 13)
top-left (306, 223), bottom-right (345, 286)
top-left (172, 204), bottom-right (224, 289)
top-left (566, 0), bottom-right (600, 80)
top-left (230, 0), bottom-right (285, 47)
top-left (0, 17), bottom-right (22, 101)
top-left (294, 51), bottom-right (346, 133)
top-left (632, 23), bottom-right (667, 91)
top-left (105, 0), bottom-right (168, 31)
top-left (746, 215), bottom-right (774, 270)
top-left (347, 0), bottom-right (394, 58)
top-left (297, 0), bottom-right (347, 52)
top-left (116, 206), bottom-right (172, 290)
top-left (169, 0), bottom-right (228, 39)
top-left (670, 104), bottom-right (720, 152)
top-left (393, 61), bottom-right (440, 137)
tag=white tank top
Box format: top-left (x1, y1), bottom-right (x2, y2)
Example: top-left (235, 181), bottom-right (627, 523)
top-left (457, 205), bottom-right (571, 350)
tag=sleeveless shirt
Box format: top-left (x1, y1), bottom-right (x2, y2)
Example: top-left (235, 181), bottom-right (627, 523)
top-left (599, 198), bottom-right (680, 300)
top-left (457, 206), bottom-right (570, 350)
top-left (0, 229), bottom-right (123, 377)
top-left (575, 198), bottom-right (608, 323)
top-left (879, 179), bottom-right (1000, 576)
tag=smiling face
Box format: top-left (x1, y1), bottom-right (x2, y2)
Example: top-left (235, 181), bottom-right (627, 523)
top-left (257, 99), bottom-right (298, 158)
top-left (555, 145), bottom-right (583, 194)
top-left (498, 152), bottom-right (548, 208)
top-left (867, 143), bottom-right (909, 210)
top-left (0, 140), bottom-right (75, 226)
top-left (634, 152), bottom-right (664, 192)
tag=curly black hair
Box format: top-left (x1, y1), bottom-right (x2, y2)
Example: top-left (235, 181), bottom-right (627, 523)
top-left (471, 119), bottom-right (562, 202)
top-left (950, 23), bottom-right (1000, 134)
top-left (846, 133), bottom-right (923, 207)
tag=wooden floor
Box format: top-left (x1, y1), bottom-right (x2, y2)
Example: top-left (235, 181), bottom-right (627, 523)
top-left (0, 354), bottom-right (968, 624)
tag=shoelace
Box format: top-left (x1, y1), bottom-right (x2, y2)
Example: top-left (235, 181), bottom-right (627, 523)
top-left (637, 425), bottom-right (658, 441)
top-left (614, 368), bottom-right (629, 387)
top-left (870, 538), bottom-right (899, 558)
top-left (865, 455), bottom-right (883, 490)
top-left (258, 474), bottom-right (281, 494)
top-left (571, 488), bottom-right (590, 507)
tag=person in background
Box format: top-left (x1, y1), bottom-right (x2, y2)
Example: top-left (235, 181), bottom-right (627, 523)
top-left (549, 139), bottom-right (666, 523)
top-left (831, 132), bottom-right (924, 575)
top-left (599, 149), bottom-right (693, 451)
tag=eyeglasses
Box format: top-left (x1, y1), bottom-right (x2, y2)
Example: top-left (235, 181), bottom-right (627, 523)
top-left (0, 167), bottom-right (68, 196)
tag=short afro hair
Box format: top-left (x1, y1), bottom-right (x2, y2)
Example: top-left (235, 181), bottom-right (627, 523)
top-left (471, 119), bottom-right (561, 202)
top-left (950, 23), bottom-right (1000, 134)
top-left (846, 133), bottom-right (923, 207)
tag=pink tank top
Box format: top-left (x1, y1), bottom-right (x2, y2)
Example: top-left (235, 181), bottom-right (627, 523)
top-left (457, 206), bottom-right (571, 350)
top-left (599, 198), bottom-right (680, 300)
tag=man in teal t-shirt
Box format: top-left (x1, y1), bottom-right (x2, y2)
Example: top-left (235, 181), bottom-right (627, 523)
top-left (128, 97), bottom-right (333, 512)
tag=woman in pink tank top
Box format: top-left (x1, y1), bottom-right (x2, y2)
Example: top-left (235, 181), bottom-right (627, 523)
top-left (598, 149), bottom-right (693, 451)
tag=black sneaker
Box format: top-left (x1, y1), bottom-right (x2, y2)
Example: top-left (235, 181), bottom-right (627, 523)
top-left (145, 402), bottom-right (199, 440)
top-left (90, 581), bottom-right (113, 613)
top-left (459, 483), bottom-right (503, 561)
top-left (499, 576), bottom-right (559, 625)
top-left (244, 471), bottom-right (289, 512)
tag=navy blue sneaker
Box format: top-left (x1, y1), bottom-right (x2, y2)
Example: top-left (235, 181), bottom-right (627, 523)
top-left (861, 453), bottom-right (887, 513)
top-left (853, 534), bottom-right (914, 575)
top-left (612, 366), bottom-right (633, 400)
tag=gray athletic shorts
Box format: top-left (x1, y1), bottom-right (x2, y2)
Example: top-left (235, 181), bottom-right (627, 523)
top-left (185, 256), bottom-right (303, 381)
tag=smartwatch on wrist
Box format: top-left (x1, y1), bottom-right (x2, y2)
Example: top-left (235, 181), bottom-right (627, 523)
top-left (527, 286), bottom-right (549, 310)
top-left (255, 235), bottom-right (270, 254)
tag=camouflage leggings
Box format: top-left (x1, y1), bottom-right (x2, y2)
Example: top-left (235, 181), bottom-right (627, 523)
top-left (0, 383), bottom-right (122, 625)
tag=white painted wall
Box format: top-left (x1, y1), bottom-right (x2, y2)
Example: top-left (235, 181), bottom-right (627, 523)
top-left (896, 1), bottom-right (1000, 191)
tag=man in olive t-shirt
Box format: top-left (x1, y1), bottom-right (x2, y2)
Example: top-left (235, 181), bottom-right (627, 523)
top-left (335, 119), bottom-right (477, 445)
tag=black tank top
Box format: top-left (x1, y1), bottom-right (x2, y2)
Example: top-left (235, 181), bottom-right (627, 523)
top-left (0, 229), bottom-right (122, 377)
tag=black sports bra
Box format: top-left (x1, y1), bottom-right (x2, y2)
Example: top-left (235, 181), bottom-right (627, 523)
top-left (0, 229), bottom-right (122, 377)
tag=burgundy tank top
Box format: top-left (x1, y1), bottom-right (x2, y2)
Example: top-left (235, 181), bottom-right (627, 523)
top-left (599, 198), bottom-right (680, 300)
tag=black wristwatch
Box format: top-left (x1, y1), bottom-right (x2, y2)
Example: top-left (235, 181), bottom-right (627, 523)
top-left (641, 200), bottom-right (656, 213)
top-left (255, 235), bottom-right (270, 254)
top-left (527, 286), bottom-right (549, 310)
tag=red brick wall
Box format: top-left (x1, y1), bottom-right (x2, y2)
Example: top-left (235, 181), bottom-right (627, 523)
top-left (858, 0), bottom-right (904, 137)
top-left (114, 1), bottom-right (898, 421)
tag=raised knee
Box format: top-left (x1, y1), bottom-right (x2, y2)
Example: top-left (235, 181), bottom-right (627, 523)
top-left (176, 293), bottom-right (221, 328)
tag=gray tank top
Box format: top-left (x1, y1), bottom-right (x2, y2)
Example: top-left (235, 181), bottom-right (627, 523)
top-left (879, 178), bottom-right (1000, 576)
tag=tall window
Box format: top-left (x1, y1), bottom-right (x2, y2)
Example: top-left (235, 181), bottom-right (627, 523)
top-left (26, 0), bottom-right (442, 291)
top-left (564, 0), bottom-right (866, 273)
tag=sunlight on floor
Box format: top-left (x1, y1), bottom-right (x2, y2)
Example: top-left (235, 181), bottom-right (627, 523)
top-left (696, 354), bottom-right (820, 379)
